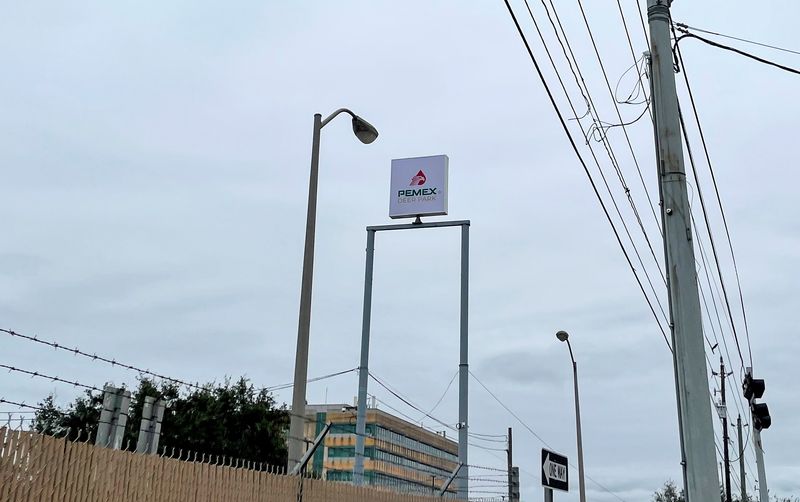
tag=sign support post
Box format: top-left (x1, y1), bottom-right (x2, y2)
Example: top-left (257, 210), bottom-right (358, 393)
top-left (353, 219), bottom-right (470, 500)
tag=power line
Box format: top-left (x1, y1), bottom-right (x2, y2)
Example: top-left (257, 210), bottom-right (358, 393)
top-left (470, 368), bottom-right (625, 502)
top-left (368, 371), bottom-right (457, 433)
top-left (672, 32), bottom-right (755, 367)
top-left (576, 0), bottom-right (663, 237)
top-left (675, 22), bottom-right (800, 57)
top-left (263, 367), bottom-right (358, 391)
top-left (503, 0), bottom-right (672, 352)
top-left (674, 30), bottom-right (800, 76)
top-left (671, 38), bottom-right (751, 369)
top-left (523, 0), bottom-right (670, 338)
top-left (422, 370), bottom-right (459, 421)
top-left (615, 0), bottom-right (653, 120)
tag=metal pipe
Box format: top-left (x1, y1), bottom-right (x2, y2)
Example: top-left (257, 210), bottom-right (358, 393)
top-left (353, 229), bottom-right (376, 484)
top-left (457, 223), bottom-right (470, 499)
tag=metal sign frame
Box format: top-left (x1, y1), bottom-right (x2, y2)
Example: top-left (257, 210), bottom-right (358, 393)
top-left (352, 219), bottom-right (470, 499)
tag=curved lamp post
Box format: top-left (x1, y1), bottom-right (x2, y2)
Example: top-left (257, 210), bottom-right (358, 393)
top-left (287, 109), bottom-right (378, 471)
top-left (556, 330), bottom-right (586, 502)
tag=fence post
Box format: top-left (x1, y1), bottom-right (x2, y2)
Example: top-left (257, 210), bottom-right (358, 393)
top-left (95, 385), bottom-right (131, 449)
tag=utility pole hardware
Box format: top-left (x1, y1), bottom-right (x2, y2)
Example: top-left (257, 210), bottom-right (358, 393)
top-left (719, 358), bottom-right (732, 502)
top-left (737, 416), bottom-right (746, 502)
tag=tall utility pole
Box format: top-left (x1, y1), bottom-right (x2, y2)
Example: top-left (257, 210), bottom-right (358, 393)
top-left (737, 416), bottom-right (746, 502)
top-left (720, 358), bottom-right (732, 502)
top-left (647, 1), bottom-right (721, 501)
top-left (507, 427), bottom-right (513, 502)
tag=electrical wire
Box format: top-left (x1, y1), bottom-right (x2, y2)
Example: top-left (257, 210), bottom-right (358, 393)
top-left (576, 0), bottom-right (663, 235)
top-left (526, 1), bottom-right (670, 336)
top-left (422, 370), bottom-right (459, 421)
top-left (674, 22), bottom-right (800, 57)
top-left (674, 30), bottom-right (800, 76)
top-left (469, 369), bottom-right (625, 502)
top-left (263, 368), bottom-right (358, 391)
top-left (368, 371), bottom-right (458, 433)
top-left (672, 31), bottom-right (756, 367)
top-left (504, 0), bottom-right (672, 352)
top-left (616, 0), bottom-right (654, 119)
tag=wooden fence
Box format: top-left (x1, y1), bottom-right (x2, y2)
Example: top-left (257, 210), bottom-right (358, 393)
top-left (0, 427), bottom-right (440, 502)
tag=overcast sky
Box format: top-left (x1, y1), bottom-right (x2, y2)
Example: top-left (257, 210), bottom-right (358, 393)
top-left (1, 2), bottom-right (798, 501)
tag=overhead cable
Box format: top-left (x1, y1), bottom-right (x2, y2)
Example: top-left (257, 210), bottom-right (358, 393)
top-left (674, 30), bottom-right (800, 76)
top-left (502, 0), bottom-right (672, 352)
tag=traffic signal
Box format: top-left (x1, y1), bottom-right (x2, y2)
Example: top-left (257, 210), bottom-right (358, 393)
top-left (742, 374), bottom-right (765, 400)
top-left (743, 370), bottom-right (771, 431)
top-left (752, 402), bottom-right (771, 431)
top-left (510, 466), bottom-right (520, 502)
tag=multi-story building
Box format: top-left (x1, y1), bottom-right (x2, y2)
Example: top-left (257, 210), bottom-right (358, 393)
top-left (303, 404), bottom-right (458, 496)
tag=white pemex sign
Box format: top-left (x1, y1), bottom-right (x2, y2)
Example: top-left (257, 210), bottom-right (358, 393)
top-left (389, 155), bottom-right (449, 219)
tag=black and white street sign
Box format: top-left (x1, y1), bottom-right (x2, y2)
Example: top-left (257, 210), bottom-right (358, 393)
top-left (541, 449), bottom-right (569, 492)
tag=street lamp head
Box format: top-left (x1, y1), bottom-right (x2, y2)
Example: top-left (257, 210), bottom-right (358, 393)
top-left (556, 330), bottom-right (569, 342)
top-left (352, 115), bottom-right (379, 144)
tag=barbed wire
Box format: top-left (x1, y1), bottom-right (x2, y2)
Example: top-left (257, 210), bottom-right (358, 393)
top-left (2, 327), bottom-right (356, 395)
top-left (1, 327), bottom-right (206, 390)
top-left (0, 364), bottom-right (103, 392)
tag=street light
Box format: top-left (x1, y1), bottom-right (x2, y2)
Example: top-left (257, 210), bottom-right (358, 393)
top-left (287, 108), bottom-right (379, 471)
top-left (556, 330), bottom-right (586, 502)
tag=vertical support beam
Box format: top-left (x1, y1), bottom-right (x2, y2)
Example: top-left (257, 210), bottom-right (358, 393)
top-left (753, 427), bottom-right (768, 502)
top-left (648, 2), bottom-right (720, 500)
top-left (544, 487), bottom-right (554, 502)
top-left (288, 112), bottom-right (323, 471)
top-left (136, 396), bottom-right (155, 453)
top-left (737, 416), bottom-right (746, 502)
top-left (96, 386), bottom-right (115, 447)
top-left (96, 385), bottom-right (130, 450)
top-left (457, 223), bottom-right (469, 499)
top-left (150, 399), bottom-right (165, 454)
top-left (354, 229), bottom-right (376, 485)
top-left (137, 397), bottom-right (166, 454)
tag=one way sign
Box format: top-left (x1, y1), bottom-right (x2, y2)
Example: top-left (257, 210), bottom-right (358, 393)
top-left (541, 449), bottom-right (569, 492)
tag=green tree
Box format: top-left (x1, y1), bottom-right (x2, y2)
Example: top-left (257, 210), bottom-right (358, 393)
top-left (653, 480), bottom-right (685, 502)
top-left (34, 377), bottom-right (289, 467)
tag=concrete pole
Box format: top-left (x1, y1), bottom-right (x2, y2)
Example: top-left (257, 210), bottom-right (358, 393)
top-left (353, 229), bottom-right (376, 485)
top-left (96, 385), bottom-right (116, 447)
top-left (737, 416), bottom-right (746, 502)
top-left (96, 386), bottom-right (130, 450)
top-left (136, 397), bottom-right (166, 454)
top-left (753, 427), bottom-right (768, 502)
top-left (456, 224), bottom-right (469, 499)
top-left (648, 2), bottom-right (721, 501)
top-left (111, 390), bottom-right (130, 450)
top-left (136, 396), bottom-right (155, 453)
top-left (288, 113), bottom-right (323, 471)
top-left (149, 399), bottom-right (165, 454)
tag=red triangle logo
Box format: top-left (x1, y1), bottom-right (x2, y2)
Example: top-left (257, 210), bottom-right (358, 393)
top-left (410, 170), bottom-right (427, 186)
